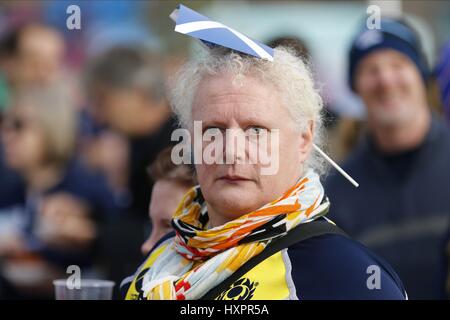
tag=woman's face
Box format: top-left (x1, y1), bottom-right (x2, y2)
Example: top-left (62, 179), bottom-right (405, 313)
top-left (1, 106), bottom-right (47, 172)
top-left (191, 73), bottom-right (313, 226)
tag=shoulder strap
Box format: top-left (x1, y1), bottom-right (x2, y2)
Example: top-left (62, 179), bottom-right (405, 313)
top-left (201, 219), bottom-right (347, 300)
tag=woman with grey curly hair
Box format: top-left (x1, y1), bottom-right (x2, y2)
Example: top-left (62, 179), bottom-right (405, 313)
top-left (122, 46), bottom-right (407, 300)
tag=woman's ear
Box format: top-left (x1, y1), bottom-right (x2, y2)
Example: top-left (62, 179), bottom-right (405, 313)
top-left (298, 120), bottom-right (314, 162)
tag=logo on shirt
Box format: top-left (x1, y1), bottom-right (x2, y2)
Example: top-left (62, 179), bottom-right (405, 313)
top-left (130, 267), bottom-right (150, 300)
top-left (217, 278), bottom-right (259, 300)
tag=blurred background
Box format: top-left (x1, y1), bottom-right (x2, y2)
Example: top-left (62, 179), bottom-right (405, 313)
top-left (0, 0), bottom-right (449, 300)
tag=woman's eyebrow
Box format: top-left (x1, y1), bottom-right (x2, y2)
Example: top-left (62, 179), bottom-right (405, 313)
top-left (201, 119), bottom-right (228, 128)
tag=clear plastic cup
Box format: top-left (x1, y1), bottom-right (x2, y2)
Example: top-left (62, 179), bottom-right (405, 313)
top-left (53, 279), bottom-right (115, 300)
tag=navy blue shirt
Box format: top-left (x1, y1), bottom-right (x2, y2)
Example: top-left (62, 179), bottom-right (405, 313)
top-left (287, 233), bottom-right (405, 299)
top-left (121, 228), bottom-right (406, 300)
top-left (325, 116), bottom-right (450, 299)
top-left (0, 146), bottom-right (25, 208)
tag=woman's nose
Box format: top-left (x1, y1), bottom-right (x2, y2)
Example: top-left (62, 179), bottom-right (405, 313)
top-left (224, 129), bottom-right (246, 164)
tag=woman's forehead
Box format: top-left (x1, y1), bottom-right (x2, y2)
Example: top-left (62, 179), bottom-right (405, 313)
top-left (196, 73), bottom-right (274, 96)
top-left (192, 74), bottom-right (282, 117)
top-left (192, 99), bottom-right (283, 129)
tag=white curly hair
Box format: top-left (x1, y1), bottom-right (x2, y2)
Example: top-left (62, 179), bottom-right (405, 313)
top-left (169, 46), bottom-right (328, 175)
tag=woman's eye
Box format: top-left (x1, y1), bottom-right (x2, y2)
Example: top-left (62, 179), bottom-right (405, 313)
top-left (204, 127), bottom-right (222, 135)
top-left (246, 126), bottom-right (267, 135)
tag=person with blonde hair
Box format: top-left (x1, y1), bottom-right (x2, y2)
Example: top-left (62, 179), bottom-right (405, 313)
top-left (122, 43), bottom-right (406, 300)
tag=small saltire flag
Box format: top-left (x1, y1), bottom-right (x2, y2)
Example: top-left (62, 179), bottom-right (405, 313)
top-left (169, 4), bottom-right (359, 188)
top-left (170, 4), bottom-right (274, 61)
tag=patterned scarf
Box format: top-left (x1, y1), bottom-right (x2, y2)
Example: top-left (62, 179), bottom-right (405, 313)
top-left (140, 169), bottom-right (329, 300)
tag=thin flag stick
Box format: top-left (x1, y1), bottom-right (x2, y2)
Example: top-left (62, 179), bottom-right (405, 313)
top-left (313, 144), bottom-right (359, 188)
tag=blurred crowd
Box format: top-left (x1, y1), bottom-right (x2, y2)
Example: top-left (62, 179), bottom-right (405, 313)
top-left (0, 3), bottom-right (180, 298)
top-left (0, 1), bottom-right (449, 300)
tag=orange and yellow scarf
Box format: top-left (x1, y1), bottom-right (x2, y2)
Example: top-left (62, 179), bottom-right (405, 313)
top-left (137, 169), bottom-right (329, 300)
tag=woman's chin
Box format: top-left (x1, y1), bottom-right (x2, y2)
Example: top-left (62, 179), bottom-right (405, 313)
top-left (216, 182), bottom-right (254, 200)
top-left (210, 193), bottom-right (261, 218)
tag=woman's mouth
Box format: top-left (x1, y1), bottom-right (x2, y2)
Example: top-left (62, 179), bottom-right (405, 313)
top-left (218, 175), bottom-right (252, 183)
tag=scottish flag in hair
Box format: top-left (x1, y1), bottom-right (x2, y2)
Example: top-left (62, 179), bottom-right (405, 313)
top-left (169, 4), bottom-right (358, 188)
top-left (170, 4), bottom-right (274, 61)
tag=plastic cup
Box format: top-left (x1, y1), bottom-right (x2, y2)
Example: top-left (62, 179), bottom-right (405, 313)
top-left (53, 279), bottom-right (115, 300)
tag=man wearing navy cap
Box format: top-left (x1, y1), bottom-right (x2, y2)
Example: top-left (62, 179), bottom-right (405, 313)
top-left (325, 18), bottom-right (450, 299)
